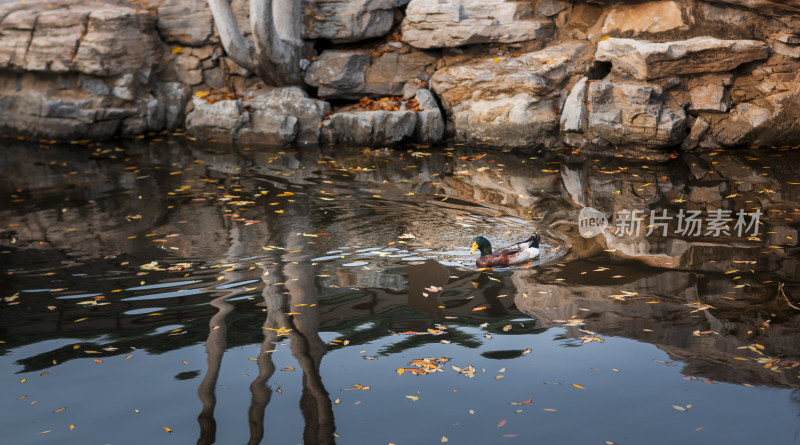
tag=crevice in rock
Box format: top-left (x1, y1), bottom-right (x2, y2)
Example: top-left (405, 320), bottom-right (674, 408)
top-left (586, 61), bottom-right (611, 81)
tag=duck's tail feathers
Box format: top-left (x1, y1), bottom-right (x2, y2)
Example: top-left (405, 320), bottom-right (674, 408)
top-left (523, 233), bottom-right (541, 249)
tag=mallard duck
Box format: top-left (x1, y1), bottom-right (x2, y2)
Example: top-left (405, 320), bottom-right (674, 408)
top-left (471, 233), bottom-right (541, 268)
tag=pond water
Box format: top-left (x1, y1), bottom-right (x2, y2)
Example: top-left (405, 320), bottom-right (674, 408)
top-left (2, 139), bottom-right (800, 444)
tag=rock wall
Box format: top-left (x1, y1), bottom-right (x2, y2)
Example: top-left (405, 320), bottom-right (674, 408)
top-left (3, 0), bottom-right (800, 149)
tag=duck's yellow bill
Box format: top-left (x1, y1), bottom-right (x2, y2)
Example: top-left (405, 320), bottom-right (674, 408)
top-left (471, 242), bottom-right (478, 253)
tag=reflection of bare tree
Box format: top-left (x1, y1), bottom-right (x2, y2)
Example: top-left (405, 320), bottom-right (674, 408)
top-left (197, 291), bottom-right (234, 445)
top-left (283, 224), bottom-right (335, 444)
top-left (246, 217), bottom-right (335, 443)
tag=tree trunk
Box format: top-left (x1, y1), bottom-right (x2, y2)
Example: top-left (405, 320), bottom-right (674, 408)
top-left (206, 0), bottom-right (304, 86)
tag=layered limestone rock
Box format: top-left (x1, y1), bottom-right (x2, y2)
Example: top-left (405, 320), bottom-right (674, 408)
top-left (600, 1), bottom-right (687, 35)
top-left (304, 0), bottom-right (409, 42)
top-left (185, 87), bottom-right (330, 145)
top-left (156, 0), bottom-right (217, 46)
top-left (304, 46), bottom-right (437, 99)
top-left (321, 87), bottom-right (444, 146)
top-left (0, 4), bottom-right (157, 76)
top-left (402, 0), bottom-right (554, 49)
top-left (596, 37), bottom-right (771, 80)
top-left (0, 1), bottom-right (169, 140)
top-left (585, 80), bottom-right (687, 148)
top-left (431, 41), bottom-right (592, 147)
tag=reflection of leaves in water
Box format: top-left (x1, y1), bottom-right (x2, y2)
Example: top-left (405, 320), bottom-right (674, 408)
top-left (174, 370), bottom-right (201, 380)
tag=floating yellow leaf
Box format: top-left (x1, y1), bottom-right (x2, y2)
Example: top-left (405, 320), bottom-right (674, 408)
top-left (20, 378), bottom-right (27, 383)
top-left (281, 367), bottom-right (295, 371)
top-left (441, 436), bottom-right (449, 443)
top-left (163, 427), bottom-right (173, 433)
top-left (472, 306), bottom-right (487, 311)
top-left (405, 395), bottom-right (419, 401)
top-left (53, 407), bottom-right (66, 413)
top-left (94, 359), bottom-right (103, 364)
top-left (572, 383), bottom-right (586, 390)
top-left (69, 424), bottom-right (75, 431)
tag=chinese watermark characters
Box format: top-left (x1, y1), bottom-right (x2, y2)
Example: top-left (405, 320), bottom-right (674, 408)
top-left (578, 207), bottom-right (761, 239)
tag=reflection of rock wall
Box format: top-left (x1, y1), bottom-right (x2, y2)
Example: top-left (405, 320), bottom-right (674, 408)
top-left (512, 267), bottom-right (800, 389)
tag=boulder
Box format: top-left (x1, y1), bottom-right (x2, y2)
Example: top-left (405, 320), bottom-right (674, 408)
top-left (586, 80), bottom-right (687, 148)
top-left (560, 77), bottom-right (588, 133)
top-left (304, 48), bottom-right (437, 99)
top-left (712, 102), bottom-right (773, 146)
top-left (596, 37), bottom-right (770, 80)
top-left (324, 110), bottom-right (418, 146)
top-left (681, 116), bottom-right (710, 150)
top-left (303, 0), bottom-right (410, 42)
top-left (155, 81), bottom-right (191, 131)
top-left (185, 98), bottom-right (249, 144)
top-left (243, 87), bottom-right (331, 145)
top-left (304, 51), bottom-right (371, 96)
top-left (402, 0), bottom-right (554, 49)
top-left (689, 83), bottom-right (729, 113)
top-left (413, 88), bottom-right (445, 145)
top-left (156, 0), bottom-right (216, 46)
top-left (74, 8), bottom-right (158, 77)
top-left (185, 88), bottom-right (330, 145)
top-left (238, 112), bottom-right (298, 147)
top-left (0, 90), bottom-right (136, 140)
top-left (432, 41), bottom-right (592, 147)
top-left (600, 1), bottom-right (686, 35)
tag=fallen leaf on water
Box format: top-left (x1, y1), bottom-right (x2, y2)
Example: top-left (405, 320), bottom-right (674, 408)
top-left (472, 306), bottom-right (487, 311)
top-left (502, 325), bottom-right (511, 332)
top-left (405, 395), bottom-right (419, 401)
top-left (281, 367), bottom-right (295, 371)
top-left (572, 383), bottom-right (586, 390)
top-left (497, 419), bottom-right (506, 427)
top-left (69, 424), bottom-right (75, 431)
top-left (20, 378), bottom-right (26, 383)
top-left (509, 398), bottom-right (532, 406)
top-left (441, 436), bottom-right (448, 443)
top-left (125, 355), bottom-right (134, 360)
top-left (52, 407), bottom-right (66, 413)
top-left (672, 405), bottom-right (686, 411)
top-left (344, 383), bottom-right (371, 391)
top-left (522, 348), bottom-right (532, 355)
top-left (94, 359), bottom-right (103, 364)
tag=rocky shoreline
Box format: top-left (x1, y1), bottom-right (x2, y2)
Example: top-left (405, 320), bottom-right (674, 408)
top-left (2, 0), bottom-right (800, 151)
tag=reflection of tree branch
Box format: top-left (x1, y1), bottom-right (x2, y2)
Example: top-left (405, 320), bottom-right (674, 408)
top-left (779, 283), bottom-right (800, 311)
top-left (197, 224), bottom-right (250, 445)
top-left (197, 290), bottom-right (237, 445)
top-left (284, 245), bottom-right (335, 445)
top-left (247, 271), bottom-right (282, 445)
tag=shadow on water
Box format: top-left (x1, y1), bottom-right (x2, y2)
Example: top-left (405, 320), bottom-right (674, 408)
top-left (1, 138), bottom-right (800, 443)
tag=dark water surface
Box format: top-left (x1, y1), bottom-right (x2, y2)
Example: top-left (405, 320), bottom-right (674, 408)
top-left (2, 139), bottom-right (800, 444)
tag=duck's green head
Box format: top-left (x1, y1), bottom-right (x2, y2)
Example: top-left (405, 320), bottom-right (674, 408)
top-left (471, 236), bottom-right (492, 256)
